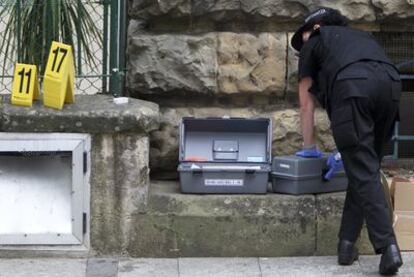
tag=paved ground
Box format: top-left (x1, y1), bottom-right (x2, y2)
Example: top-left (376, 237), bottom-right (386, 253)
top-left (0, 253), bottom-right (413, 277)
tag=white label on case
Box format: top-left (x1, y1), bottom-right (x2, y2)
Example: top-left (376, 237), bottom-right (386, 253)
top-left (205, 179), bottom-right (244, 186)
top-left (247, 156), bottom-right (264, 162)
top-left (279, 163), bottom-right (291, 169)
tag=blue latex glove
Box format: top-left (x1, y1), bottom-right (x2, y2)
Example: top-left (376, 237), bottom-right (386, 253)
top-left (324, 152), bottom-right (344, 180)
top-left (296, 145), bottom-right (323, 158)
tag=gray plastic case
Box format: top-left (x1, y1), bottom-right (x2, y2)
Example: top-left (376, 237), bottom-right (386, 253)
top-left (178, 117), bottom-right (272, 194)
top-left (271, 155), bottom-right (348, 195)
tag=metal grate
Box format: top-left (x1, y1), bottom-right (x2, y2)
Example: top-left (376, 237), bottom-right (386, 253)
top-left (0, 1), bottom-right (110, 95)
top-left (374, 32), bottom-right (414, 159)
top-left (374, 32), bottom-right (414, 75)
top-left (398, 90), bottom-right (414, 158)
top-left (0, 0), bottom-right (126, 96)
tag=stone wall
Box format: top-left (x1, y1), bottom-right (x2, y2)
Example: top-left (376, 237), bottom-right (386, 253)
top-left (127, 0), bottom-right (414, 179)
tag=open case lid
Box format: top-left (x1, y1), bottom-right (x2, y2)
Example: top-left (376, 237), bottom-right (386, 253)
top-left (179, 117), bottom-right (272, 164)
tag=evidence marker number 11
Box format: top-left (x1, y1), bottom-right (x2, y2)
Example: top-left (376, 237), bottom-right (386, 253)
top-left (11, 63), bottom-right (40, 107)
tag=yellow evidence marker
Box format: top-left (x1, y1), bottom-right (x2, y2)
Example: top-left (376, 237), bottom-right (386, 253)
top-left (43, 41), bottom-right (75, 110)
top-left (11, 63), bottom-right (40, 107)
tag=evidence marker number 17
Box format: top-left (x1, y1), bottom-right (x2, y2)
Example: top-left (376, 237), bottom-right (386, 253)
top-left (50, 46), bottom-right (68, 74)
top-left (43, 41), bottom-right (75, 110)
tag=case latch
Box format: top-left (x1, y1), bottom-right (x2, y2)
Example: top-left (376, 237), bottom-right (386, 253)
top-left (245, 169), bottom-right (256, 174)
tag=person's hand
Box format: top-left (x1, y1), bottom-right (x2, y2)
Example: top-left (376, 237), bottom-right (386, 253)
top-left (324, 152), bottom-right (344, 180)
top-left (296, 145), bottom-right (323, 158)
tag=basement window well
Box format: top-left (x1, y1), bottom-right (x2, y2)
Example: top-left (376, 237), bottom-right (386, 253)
top-left (0, 133), bottom-right (90, 247)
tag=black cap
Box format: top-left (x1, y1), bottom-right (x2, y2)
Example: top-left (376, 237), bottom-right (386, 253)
top-left (291, 7), bottom-right (336, 51)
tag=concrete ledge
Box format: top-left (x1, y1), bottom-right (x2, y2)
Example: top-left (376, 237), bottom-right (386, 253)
top-left (0, 95), bottom-right (159, 134)
top-left (125, 181), bottom-right (316, 257)
top-left (120, 182), bottom-right (376, 257)
top-left (316, 192), bottom-right (374, 255)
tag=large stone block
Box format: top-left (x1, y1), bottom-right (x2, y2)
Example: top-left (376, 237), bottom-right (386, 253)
top-left (90, 133), bottom-right (151, 255)
top-left (217, 33), bottom-right (286, 96)
top-left (239, 0), bottom-right (376, 22)
top-left (150, 107), bottom-right (335, 179)
top-left (115, 133), bottom-right (150, 214)
top-left (127, 34), bottom-right (218, 96)
top-left (90, 134), bottom-right (122, 255)
top-left (127, 32), bottom-right (288, 97)
top-left (373, 0), bottom-right (414, 20)
top-left (128, 0), bottom-right (191, 20)
top-left (125, 181), bottom-right (316, 257)
top-left (129, 0), bottom-right (414, 23)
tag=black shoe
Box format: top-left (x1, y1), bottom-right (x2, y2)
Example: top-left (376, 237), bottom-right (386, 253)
top-left (338, 240), bottom-right (359, 265)
top-left (379, 244), bottom-right (403, 275)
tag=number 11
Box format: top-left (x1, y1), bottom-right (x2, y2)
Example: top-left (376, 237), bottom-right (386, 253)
top-left (17, 68), bottom-right (32, 94)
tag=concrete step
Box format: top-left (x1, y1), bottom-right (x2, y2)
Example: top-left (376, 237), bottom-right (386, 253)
top-left (124, 181), bottom-right (373, 257)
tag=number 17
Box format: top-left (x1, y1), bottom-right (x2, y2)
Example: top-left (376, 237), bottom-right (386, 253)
top-left (51, 47), bottom-right (68, 73)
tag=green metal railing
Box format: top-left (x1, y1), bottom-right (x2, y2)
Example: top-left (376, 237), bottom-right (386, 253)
top-left (389, 63), bottom-right (414, 159)
top-left (0, 0), bottom-right (126, 96)
top-left (391, 122), bottom-right (414, 159)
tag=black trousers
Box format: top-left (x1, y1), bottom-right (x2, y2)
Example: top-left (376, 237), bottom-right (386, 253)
top-left (328, 61), bottom-right (401, 253)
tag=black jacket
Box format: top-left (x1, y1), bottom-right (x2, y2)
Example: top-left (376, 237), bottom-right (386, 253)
top-left (299, 26), bottom-right (398, 108)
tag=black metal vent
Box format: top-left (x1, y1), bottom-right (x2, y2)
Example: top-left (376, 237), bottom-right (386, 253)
top-left (374, 32), bottom-right (414, 158)
top-left (374, 32), bottom-right (414, 75)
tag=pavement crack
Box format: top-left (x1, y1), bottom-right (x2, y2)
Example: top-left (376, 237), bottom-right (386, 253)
top-left (177, 258), bottom-right (181, 277)
top-left (257, 257), bottom-right (263, 277)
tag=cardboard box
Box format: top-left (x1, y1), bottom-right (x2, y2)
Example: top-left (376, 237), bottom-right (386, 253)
top-left (394, 211), bottom-right (414, 251)
top-left (394, 181), bottom-right (414, 211)
top-left (390, 177), bottom-right (411, 208)
top-left (393, 180), bottom-right (414, 251)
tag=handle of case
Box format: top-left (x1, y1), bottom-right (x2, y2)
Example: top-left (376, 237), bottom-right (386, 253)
top-left (192, 168), bottom-right (202, 174)
top-left (189, 165), bottom-right (261, 175)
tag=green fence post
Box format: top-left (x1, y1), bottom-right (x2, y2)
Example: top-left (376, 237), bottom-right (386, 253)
top-left (16, 0), bottom-right (21, 62)
top-left (119, 0), bottom-right (127, 93)
top-left (109, 0), bottom-right (126, 97)
top-left (76, 0), bottom-right (83, 76)
top-left (102, 0), bottom-right (109, 94)
top-left (45, 0), bottom-right (53, 72)
top-left (109, 0), bottom-right (119, 96)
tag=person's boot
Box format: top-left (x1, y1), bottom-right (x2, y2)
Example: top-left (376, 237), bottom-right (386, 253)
top-left (338, 240), bottom-right (359, 265)
top-left (379, 244), bottom-right (403, 275)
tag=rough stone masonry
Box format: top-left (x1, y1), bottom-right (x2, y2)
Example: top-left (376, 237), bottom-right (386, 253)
top-left (126, 0), bottom-right (414, 179)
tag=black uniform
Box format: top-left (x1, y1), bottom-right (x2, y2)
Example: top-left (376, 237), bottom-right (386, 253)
top-left (299, 26), bottom-right (401, 253)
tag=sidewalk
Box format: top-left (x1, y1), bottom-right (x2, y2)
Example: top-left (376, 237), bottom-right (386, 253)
top-left (0, 253), bottom-right (413, 277)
